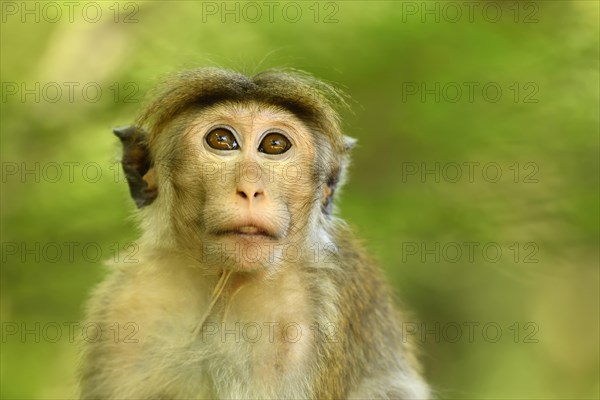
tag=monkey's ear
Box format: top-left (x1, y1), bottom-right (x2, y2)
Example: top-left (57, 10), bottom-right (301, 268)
top-left (322, 136), bottom-right (357, 215)
top-left (343, 135), bottom-right (357, 151)
top-left (113, 126), bottom-right (157, 208)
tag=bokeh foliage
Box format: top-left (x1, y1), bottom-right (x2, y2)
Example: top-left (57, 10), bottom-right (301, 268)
top-left (1, 1), bottom-right (598, 398)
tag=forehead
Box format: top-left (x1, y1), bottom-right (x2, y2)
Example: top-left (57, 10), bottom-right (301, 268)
top-left (191, 101), bottom-right (309, 131)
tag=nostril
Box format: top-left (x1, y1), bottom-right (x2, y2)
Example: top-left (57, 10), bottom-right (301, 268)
top-left (236, 188), bottom-right (264, 201)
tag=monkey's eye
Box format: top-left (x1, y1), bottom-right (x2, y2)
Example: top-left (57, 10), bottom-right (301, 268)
top-left (258, 132), bottom-right (292, 155)
top-left (205, 128), bottom-right (239, 151)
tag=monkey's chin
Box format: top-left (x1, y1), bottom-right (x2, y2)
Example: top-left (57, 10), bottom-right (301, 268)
top-left (203, 234), bottom-right (281, 272)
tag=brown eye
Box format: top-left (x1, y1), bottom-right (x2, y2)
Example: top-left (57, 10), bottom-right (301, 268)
top-left (205, 128), bottom-right (239, 151)
top-left (258, 132), bottom-right (291, 155)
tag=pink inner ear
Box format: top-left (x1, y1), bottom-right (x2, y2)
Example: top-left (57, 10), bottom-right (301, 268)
top-left (143, 169), bottom-right (157, 191)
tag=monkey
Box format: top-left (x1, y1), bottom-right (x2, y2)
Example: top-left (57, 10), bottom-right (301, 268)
top-left (79, 67), bottom-right (430, 399)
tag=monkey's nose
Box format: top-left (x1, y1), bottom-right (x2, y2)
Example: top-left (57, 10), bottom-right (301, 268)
top-left (236, 184), bottom-right (265, 204)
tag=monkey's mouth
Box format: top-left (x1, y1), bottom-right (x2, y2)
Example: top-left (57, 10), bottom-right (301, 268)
top-left (215, 225), bottom-right (277, 239)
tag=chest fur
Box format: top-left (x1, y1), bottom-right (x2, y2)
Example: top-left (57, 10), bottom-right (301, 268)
top-left (109, 266), bottom-right (315, 398)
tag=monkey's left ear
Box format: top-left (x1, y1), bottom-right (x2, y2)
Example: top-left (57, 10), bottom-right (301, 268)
top-left (113, 126), bottom-right (158, 209)
top-left (343, 135), bottom-right (358, 151)
top-left (322, 135), bottom-right (357, 215)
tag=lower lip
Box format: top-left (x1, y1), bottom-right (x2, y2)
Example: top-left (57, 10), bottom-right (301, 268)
top-left (220, 232), bottom-right (274, 240)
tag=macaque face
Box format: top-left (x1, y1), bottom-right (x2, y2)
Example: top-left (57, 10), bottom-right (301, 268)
top-left (159, 101), bottom-right (319, 271)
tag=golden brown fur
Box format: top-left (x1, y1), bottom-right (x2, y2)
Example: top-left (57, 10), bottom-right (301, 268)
top-left (80, 68), bottom-right (429, 399)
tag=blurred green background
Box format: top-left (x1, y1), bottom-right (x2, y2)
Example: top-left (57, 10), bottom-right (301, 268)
top-left (1, 1), bottom-right (598, 398)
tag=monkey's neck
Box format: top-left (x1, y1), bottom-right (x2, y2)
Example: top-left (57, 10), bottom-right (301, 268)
top-left (191, 269), bottom-right (230, 337)
top-left (191, 268), bottom-right (270, 339)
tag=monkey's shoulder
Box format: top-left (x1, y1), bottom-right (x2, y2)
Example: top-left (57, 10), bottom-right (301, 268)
top-left (84, 260), bottom-right (214, 336)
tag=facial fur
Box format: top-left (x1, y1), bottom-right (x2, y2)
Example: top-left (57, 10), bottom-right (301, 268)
top-left (149, 101), bottom-right (323, 271)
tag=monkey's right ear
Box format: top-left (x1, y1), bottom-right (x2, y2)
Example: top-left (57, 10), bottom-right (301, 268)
top-left (322, 135), bottom-right (358, 215)
top-left (113, 126), bottom-right (157, 208)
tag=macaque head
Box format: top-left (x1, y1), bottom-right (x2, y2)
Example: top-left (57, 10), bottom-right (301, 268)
top-left (114, 68), bottom-right (355, 271)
